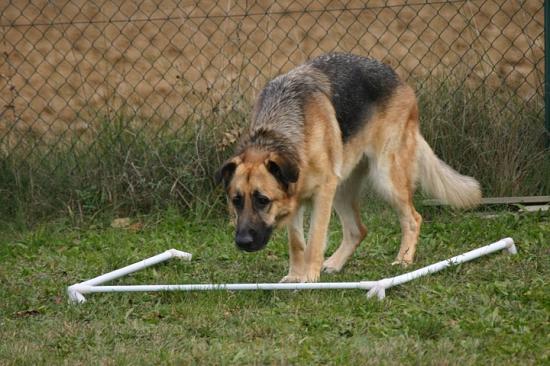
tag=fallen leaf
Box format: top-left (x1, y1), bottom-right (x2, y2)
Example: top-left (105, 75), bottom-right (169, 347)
top-left (14, 309), bottom-right (41, 318)
top-left (128, 222), bottom-right (143, 232)
top-left (111, 217), bottom-right (131, 228)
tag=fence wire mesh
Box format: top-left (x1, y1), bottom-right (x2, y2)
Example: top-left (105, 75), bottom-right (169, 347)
top-left (0, 0), bottom-right (546, 217)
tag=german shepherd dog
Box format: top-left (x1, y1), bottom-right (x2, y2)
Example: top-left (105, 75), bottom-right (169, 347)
top-left (216, 53), bottom-right (481, 283)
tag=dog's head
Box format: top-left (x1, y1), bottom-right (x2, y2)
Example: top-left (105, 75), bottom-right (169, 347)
top-left (215, 148), bottom-right (299, 252)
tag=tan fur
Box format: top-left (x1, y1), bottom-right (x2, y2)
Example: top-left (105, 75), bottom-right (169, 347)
top-left (322, 159), bottom-right (368, 273)
top-left (282, 93), bottom-right (342, 282)
top-left (317, 85), bottom-right (425, 267)
top-left (224, 83), bottom-right (480, 282)
top-left (227, 149), bottom-right (297, 229)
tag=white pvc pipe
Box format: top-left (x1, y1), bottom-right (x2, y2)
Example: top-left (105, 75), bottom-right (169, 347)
top-left (67, 249), bottom-right (191, 303)
top-left (68, 238), bottom-right (516, 303)
top-left (366, 237), bottom-right (516, 299)
top-left (73, 281), bottom-right (377, 294)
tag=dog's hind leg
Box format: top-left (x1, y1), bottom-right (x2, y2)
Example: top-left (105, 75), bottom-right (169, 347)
top-left (370, 155), bottom-right (422, 265)
top-left (369, 99), bottom-right (423, 265)
top-left (323, 160), bottom-right (368, 273)
top-left (390, 185), bottom-right (422, 266)
top-left (281, 206), bottom-right (306, 283)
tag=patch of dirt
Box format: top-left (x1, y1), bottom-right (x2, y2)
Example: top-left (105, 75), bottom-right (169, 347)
top-left (0, 0), bottom-right (543, 145)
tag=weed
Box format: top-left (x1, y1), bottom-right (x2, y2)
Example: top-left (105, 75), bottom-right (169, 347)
top-left (0, 78), bottom-right (547, 225)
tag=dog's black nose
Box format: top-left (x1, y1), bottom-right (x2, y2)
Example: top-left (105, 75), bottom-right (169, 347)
top-left (235, 229), bottom-right (254, 249)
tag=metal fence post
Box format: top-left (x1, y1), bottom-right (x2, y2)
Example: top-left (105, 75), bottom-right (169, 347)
top-left (546, 0), bottom-right (550, 147)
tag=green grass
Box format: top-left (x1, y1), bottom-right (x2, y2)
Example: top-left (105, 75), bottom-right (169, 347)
top-left (1, 206), bottom-right (548, 365)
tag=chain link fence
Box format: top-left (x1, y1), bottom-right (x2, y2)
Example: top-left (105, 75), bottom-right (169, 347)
top-left (0, 0), bottom-right (546, 218)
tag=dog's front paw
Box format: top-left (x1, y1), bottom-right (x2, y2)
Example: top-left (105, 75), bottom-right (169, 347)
top-left (303, 270), bottom-right (320, 283)
top-left (391, 259), bottom-right (413, 267)
top-left (280, 274), bottom-right (303, 283)
top-left (322, 257), bottom-right (344, 274)
top-left (280, 271), bottom-right (320, 283)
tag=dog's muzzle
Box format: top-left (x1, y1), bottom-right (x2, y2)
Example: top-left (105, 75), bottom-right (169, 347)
top-left (235, 226), bottom-right (273, 252)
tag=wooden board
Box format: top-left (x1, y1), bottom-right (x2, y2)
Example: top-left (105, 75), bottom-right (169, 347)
top-left (422, 196), bottom-right (550, 206)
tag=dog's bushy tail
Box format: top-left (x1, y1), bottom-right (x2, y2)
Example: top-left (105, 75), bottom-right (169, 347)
top-left (416, 133), bottom-right (481, 208)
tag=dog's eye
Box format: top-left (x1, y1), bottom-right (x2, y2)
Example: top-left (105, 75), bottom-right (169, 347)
top-left (232, 195), bottom-right (244, 209)
top-left (254, 194), bottom-right (271, 209)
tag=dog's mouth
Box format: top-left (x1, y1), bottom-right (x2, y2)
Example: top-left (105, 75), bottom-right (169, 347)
top-left (236, 242), bottom-right (266, 252)
top-left (235, 226), bottom-right (273, 252)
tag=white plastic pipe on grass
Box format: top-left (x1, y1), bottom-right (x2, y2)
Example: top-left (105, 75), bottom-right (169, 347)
top-left (68, 237), bottom-right (516, 303)
top-left (67, 249), bottom-right (192, 303)
top-left (366, 236), bottom-right (517, 299)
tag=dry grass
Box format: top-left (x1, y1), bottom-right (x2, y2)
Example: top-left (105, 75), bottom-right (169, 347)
top-left (418, 73), bottom-right (548, 198)
top-left (0, 0), bottom-right (544, 145)
top-left (1, 74), bottom-right (547, 223)
top-left (0, 1), bottom-right (547, 223)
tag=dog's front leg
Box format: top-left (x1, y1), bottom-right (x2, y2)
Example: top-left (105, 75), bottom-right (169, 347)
top-left (303, 177), bottom-right (338, 282)
top-left (280, 206), bottom-right (306, 283)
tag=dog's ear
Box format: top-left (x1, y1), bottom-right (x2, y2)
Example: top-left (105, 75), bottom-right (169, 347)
top-left (266, 154), bottom-right (299, 189)
top-left (215, 158), bottom-right (239, 188)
